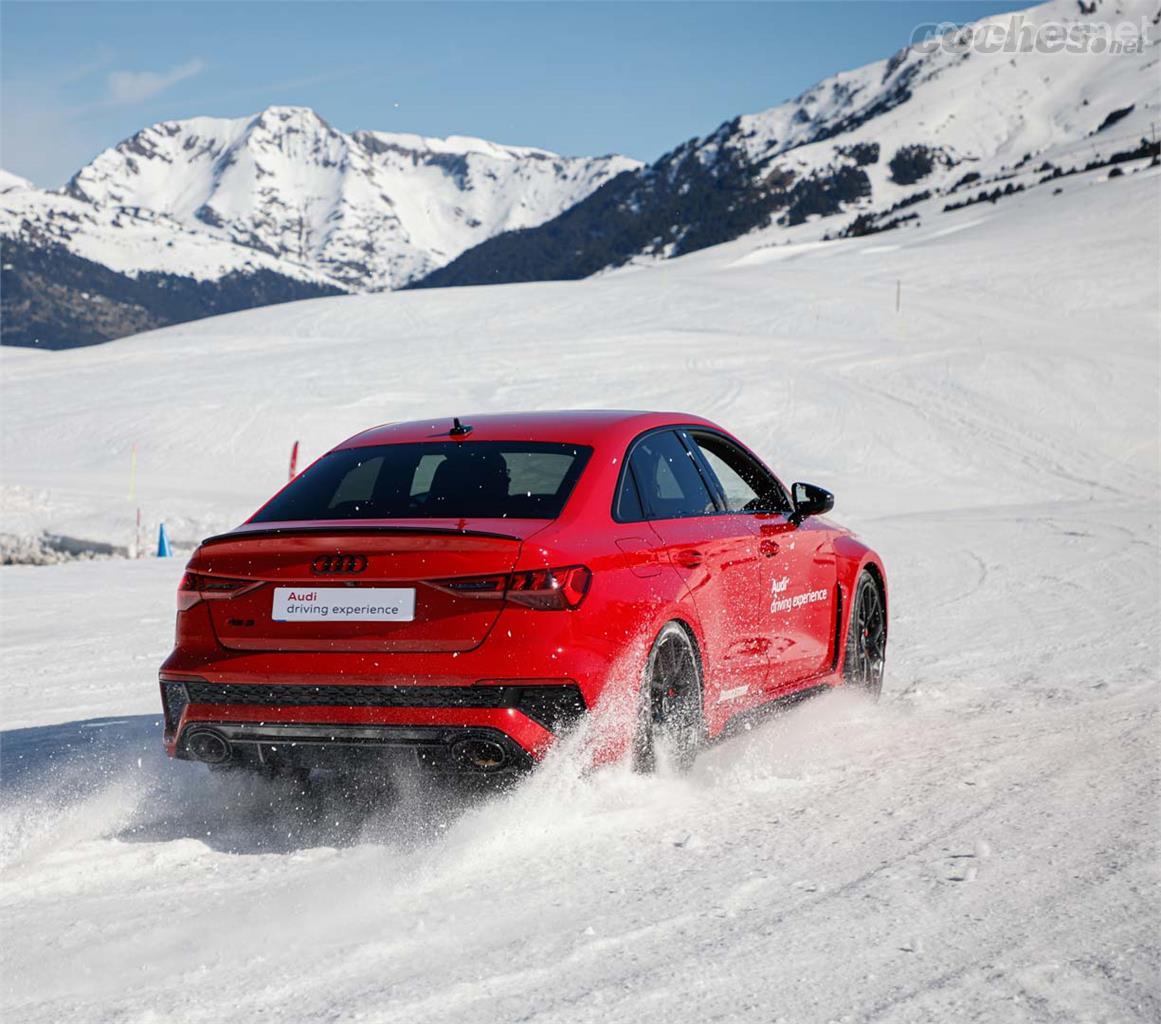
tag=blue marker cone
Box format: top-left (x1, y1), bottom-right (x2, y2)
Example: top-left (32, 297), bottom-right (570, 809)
top-left (157, 522), bottom-right (172, 558)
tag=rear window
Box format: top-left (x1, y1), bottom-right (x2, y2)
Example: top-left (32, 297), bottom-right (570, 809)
top-left (252, 442), bottom-right (592, 522)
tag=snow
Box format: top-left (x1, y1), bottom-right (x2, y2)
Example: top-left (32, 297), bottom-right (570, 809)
top-left (0, 170), bottom-right (32, 195)
top-left (1, 143), bottom-right (1159, 1021)
top-left (356, 129), bottom-right (560, 161)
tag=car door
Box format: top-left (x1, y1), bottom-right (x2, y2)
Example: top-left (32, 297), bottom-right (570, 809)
top-left (683, 430), bottom-right (837, 694)
top-left (622, 430), bottom-right (769, 705)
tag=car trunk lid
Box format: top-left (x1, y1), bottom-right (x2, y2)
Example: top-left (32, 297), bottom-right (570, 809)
top-left (190, 519), bottom-right (544, 653)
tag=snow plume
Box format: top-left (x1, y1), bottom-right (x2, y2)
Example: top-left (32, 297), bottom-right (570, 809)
top-left (0, 765), bottom-right (141, 874)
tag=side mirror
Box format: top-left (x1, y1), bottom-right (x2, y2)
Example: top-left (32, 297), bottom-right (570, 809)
top-left (791, 482), bottom-right (834, 524)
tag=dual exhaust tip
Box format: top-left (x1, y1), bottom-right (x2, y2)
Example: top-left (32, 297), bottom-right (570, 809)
top-left (185, 729), bottom-right (232, 765)
top-left (184, 729), bottom-right (510, 772)
top-left (451, 737), bottom-right (509, 772)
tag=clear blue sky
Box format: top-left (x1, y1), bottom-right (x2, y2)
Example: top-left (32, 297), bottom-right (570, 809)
top-left (1, 1), bottom-right (1029, 187)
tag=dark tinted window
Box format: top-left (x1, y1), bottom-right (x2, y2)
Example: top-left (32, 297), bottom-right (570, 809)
top-left (253, 442), bottom-right (591, 522)
top-left (688, 431), bottom-right (790, 513)
top-left (628, 431), bottom-right (717, 520)
top-left (614, 467), bottom-right (645, 522)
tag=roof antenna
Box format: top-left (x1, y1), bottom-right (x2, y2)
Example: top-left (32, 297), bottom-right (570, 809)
top-left (449, 417), bottom-right (473, 437)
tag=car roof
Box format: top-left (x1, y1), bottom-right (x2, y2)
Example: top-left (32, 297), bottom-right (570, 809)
top-left (337, 410), bottom-right (721, 450)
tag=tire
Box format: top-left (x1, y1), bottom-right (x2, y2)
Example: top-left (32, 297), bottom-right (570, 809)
top-left (844, 571), bottom-right (887, 699)
top-left (634, 622), bottom-right (705, 773)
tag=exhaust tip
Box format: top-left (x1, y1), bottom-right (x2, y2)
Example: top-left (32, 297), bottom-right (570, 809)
top-left (186, 729), bottom-right (232, 765)
top-left (452, 737), bottom-right (509, 772)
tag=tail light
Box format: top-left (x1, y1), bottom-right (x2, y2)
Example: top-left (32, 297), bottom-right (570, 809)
top-left (436, 565), bottom-right (591, 610)
top-left (177, 571), bottom-right (256, 611)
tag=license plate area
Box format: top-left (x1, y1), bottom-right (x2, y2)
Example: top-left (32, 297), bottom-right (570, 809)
top-left (272, 587), bottom-right (416, 622)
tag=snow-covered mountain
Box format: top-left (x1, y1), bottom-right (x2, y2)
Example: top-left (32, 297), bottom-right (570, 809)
top-left (60, 107), bottom-right (639, 289)
top-left (0, 108), bottom-right (638, 346)
top-left (418, 0), bottom-right (1160, 287)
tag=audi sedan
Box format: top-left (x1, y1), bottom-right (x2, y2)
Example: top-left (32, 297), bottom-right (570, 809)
top-left (159, 411), bottom-right (887, 776)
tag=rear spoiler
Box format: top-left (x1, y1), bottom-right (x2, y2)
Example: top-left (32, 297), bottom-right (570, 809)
top-left (199, 524), bottom-right (528, 547)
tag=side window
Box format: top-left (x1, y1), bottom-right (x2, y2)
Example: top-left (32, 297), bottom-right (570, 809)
top-left (628, 431), bottom-right (717, 520)
top-left (615, 467), bottom-right (645, 522)
top-left (689, 432), bottom-right (790, 513)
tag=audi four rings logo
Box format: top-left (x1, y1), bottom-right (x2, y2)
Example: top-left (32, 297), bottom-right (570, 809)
top-left (311, 554), bottom-right (368, 574)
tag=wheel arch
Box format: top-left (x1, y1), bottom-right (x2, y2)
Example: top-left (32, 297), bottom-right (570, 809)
top-left (833, 535), bottom-right (888, 660)
top-left (667, 616), bottom-right (706, 689)
top-left (646, 615), bottom-right (707, 687)
top-left (860, 558), bottom-right (888, 622)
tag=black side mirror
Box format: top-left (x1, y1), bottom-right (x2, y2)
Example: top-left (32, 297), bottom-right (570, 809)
top-left (790, 482), bottom-right (834, 524)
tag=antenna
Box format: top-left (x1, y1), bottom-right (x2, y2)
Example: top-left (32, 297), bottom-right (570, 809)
top-left (449, 417), bottom-right (473, 437)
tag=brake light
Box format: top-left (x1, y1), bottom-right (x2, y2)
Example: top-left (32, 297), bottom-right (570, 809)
top-left (507, 566), bottom-right (592, 609)
top-left (177, 572), bottom-right (255, 611)
top-left (437, 565), bottom-right (591, 610)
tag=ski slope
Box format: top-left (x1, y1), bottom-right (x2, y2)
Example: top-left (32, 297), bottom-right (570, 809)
top-left (1, 161), bottom-right (1158, 1022)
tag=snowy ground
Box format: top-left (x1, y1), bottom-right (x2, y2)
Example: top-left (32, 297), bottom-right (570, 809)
top-left (1, 164), bottom-right (1158, 1022)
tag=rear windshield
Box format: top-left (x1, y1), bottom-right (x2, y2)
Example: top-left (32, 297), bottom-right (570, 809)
top-left (252, 442), bottom-right (592, 522)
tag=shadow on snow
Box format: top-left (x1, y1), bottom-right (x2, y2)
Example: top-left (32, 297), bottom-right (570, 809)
top-left (0, 715), bottom-right (506, 857)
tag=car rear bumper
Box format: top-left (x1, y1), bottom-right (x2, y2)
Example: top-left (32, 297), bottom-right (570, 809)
top-left (178, 720), bottom-right (537, 773)
top-left (161, 678), bottom-right (586, 773)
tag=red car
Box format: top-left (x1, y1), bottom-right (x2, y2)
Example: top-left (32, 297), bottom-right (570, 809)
top-left (159, 411), bottom-right (886, 776)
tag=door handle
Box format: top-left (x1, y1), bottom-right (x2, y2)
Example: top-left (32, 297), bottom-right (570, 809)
top-left (759, 539), bottom-right (780, 557)
top-left (673, 548), bottom-right (704, 569)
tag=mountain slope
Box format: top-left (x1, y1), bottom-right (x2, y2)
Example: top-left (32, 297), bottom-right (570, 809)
top-left (415, 0), bottom-right (1159, 288)
top-left (0, 237), bottom-right (344, 349)
top-left (0, 108), bottom-right (637, 347)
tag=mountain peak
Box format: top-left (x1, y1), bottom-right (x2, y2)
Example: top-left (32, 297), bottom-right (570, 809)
top-left (256, 104), bottom-right (321, 119)
top-left (248, 105), bottom-right (336, 135)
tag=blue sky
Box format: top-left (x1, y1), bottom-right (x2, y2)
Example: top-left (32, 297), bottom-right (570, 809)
top-left (1, 1), bottom-right (1029, 186)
